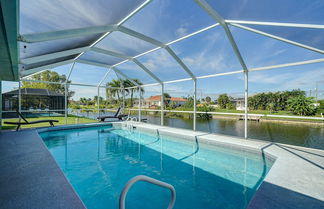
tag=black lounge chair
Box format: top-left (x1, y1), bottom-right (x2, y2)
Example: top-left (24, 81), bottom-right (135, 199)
top-left (97, 107), bottom-right (128, 122)
top-left (4, 111), bottom-right (59, 131)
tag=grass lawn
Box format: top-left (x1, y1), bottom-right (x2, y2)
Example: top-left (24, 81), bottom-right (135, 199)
top-left (1, 115), bottom-right (97, 130)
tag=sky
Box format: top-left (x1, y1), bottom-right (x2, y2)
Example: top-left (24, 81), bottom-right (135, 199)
top-left (3, 0), bottom-right (324, 100)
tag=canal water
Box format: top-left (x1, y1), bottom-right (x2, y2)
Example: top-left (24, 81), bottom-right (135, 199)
top-left (71, 110), bottom-right (324, 149)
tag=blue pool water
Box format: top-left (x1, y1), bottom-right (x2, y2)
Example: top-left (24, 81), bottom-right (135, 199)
top-left (40, 125), bottom-right (273, 209)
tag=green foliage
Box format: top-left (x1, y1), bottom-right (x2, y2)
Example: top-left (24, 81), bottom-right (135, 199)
top-left (318, 100), bottom-right (324, 109)
top-left (197, 104), bottom-right (215, 119)
top-left (105, 79), bottom-right (144, 107)
top-left (124, 79), bottom-right (144, 107)
top-left (248, 89), bottom-right (305, 111)
top-left (267, 102), bottom-right (276, 113)
top-left (68, 103), bottom-right (81, 109)
top-left (21, 70), bottom-right (74, 97)
top-left (182, 96), bottom-right (194, 108)
top-left (317, 100), bottom-right (324, 115)
top-left (205, 96), bottom-right (211, 103)
top-left (169, 101), bottom-right (177, 109)
top-left (217, 94), bottom-right (231, 109)
top-left (287, 96), bottom-right (317, 116)
top-left (226, 102), bottom-right (235, 110)
top-left (163, 93), bottom-right (171, 107)
top-left (106, 79), bottom-right (122, 102)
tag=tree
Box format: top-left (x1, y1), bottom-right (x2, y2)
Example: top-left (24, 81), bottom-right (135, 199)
top-left (22, 70), bottom-right (74, 97)
top-left (80, 97), bottom-right (88, 105)
top-left (106, 79), bottom-right (145, 107)
top-left (248, 96), bottom-right (258, 110)
top-left (205, 96), bottom-right (211, 103)
top-left (106, 79), bottom-right (122, 102)
top-left (217, 94), bottom-right (230, 109)
top-left (93, 96), bottom-right (104, 105)
top-left (267, 102), bottom-right (276, 113)
top-left (287, 96), bottom-right (317, 116)
top-left (248, 89), bottom-right (306, 111)
top-left (122, 79), bottom-right (144, 107)
top-left (182, 96), bottom-right (194, 108)
top-left (163, 93), bottom-right (171, 107)
top-left (226, 102), bottom-right (235, 110)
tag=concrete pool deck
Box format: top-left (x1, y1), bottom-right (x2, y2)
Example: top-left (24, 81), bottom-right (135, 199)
top-left (0, 129), bottom-right (86, 209)
top-left (0, 122), bottom-right (323, 209)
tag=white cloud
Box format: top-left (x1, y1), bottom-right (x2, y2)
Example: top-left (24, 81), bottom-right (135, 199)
top-left (20, 0), bottom-right (143, 33)
top-left (282, 68), bottom-right (324, 89)
top-left (176, 27), bottom-right (188, 37)
top-left (141, 49), bottom-right (177, 72)
top-left (175, 30), bottom-right (241, 75)
top-left (248, 67), bottom-right (324, 91)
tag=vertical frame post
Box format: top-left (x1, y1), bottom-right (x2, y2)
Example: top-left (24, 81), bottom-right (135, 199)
top-left (193, 79), bottom-right (197, 131)
top-left (65, 83), bottom-right (68, 124)
top-left (97, 87), bottom-right (100, 118)
top-left (244, 71), bottom-right (248, 139)
top-left (122, 88), bottom-right (125, 108)
top-left (18, 81), bottom-right (21, 113)
top-left (0, 81), bottom-right (2, 129)
top-left (161, 83), bottom-right (164, 126)
top-left (138, 87), bottom-right (142, 122)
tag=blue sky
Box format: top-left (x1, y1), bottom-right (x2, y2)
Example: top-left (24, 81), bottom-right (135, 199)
top-left (5, 0), bottom-right (324, 100)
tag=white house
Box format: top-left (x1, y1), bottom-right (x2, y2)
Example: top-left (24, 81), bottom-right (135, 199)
top-left (231, 98), bottom-right (246, 111)
top-left (133, 95), bottom-right (187, 108)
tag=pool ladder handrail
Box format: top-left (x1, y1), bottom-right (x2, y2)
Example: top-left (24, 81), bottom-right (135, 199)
top-left (119, 175), bottom-right (176, 209)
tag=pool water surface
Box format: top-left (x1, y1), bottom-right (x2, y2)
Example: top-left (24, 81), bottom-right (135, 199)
top-left (40, 125), bottom-right (273, 209)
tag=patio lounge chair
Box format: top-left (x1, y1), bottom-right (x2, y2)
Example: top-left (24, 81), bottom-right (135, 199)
top-left (97, 107), bottom-right (128, 122)
top-left (4, 111), bottom-right (59, 131)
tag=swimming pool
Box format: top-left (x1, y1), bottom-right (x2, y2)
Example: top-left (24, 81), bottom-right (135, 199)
top-left (40, 125), bottom-right (273, 209)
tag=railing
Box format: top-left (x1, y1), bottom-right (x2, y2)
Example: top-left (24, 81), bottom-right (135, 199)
top-left (126, 108), bottom-right (324, 120)
top-left (119, 175), bottom-right (176, 209)
top-left (2, 109), bottom-right (65, 113)
top-left (4, 108), bottom-right (322, 121)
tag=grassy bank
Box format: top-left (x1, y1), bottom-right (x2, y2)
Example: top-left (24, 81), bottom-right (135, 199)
top-left (1, 115), bottom-right (97, 130)
top-left (124, 107), bottom-right (324, 124)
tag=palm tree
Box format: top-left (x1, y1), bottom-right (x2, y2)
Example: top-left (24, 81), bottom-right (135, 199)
top-left (163, 93), bottom-right (171, 107)
top-left (106, 79), bottom-right (144, 106)
top-left (123, 79), bottom-right (144, 107)
top-left (106, 79), bottom-right (121, 102)
top-left (287, 96), bottom-right (317, 116)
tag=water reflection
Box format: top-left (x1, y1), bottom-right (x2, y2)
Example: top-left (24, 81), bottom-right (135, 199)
top-left (42, 126), bottom-right (273, 209)
top-left (148, 116), bottom-right (323, 149)
top-left (68, 109), bottom-right (324, 149)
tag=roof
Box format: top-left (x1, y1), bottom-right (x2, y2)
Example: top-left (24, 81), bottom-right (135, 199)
top-left (3, 88), bottom-right (64, 96)
top-left (146, 95), bottom-right (162, 101)
top-left (231, 98), bottom-right (245, 102)
top-left (1, 0), bottom-right (324, 88)
top-left (170, 97), bottom-right (187, 102)
top-left (145, 95), bottom-right (187, 102)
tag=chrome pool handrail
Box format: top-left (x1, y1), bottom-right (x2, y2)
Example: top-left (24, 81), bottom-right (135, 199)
top-left (119, 175), bottom-right (176, 209)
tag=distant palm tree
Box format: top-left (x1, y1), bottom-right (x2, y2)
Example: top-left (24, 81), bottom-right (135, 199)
top-left (123, 79), bottom-right (144, 107)
top-left (106, 79), bottom-right (144, 106)
top-left (106, 79), bottom-right (121, 101)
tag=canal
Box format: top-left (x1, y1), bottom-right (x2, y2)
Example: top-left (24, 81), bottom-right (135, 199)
top-left (141, 115), bottom-right (324, 150)
top-left (72, 110), bottom-right (324, 149)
